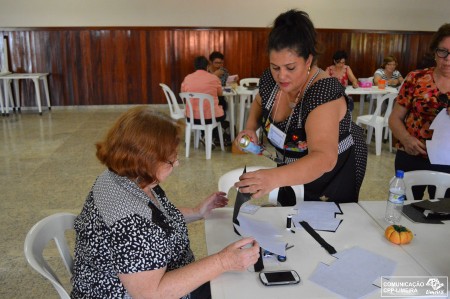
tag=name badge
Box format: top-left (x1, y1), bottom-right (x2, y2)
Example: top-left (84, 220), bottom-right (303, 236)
top-left (268, 124), bottom-right (286, 148)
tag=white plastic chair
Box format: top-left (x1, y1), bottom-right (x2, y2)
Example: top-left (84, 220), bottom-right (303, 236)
top-left (356, 93), bottom-right (396, 155)
top-left (402, 170), bottom-right (450, 200)
top-left (159, 83), bottom-right (185, 120)
top-left (24, 213), bottom-right (76, 299)
top-left (239, 78), bottom-right (260, 88)
top-left (180, 92), bottom-right (225, 160)
top-left (218, 166), bottom-right (304, 206)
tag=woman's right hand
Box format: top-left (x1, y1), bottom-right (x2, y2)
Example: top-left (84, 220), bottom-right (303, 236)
top-left (217, 238), bottom-right (260, 272)
top-left (234, 129), bottom-right (258, 149)
top-left (401, 134), bottom-right (427, 156)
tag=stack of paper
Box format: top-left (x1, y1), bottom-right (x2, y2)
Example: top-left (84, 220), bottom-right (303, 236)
top-left (292, 201), bottom-right (343, 232)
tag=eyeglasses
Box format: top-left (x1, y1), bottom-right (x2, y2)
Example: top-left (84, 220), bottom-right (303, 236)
top-left (165, 157), bottom-right (179, 167)
top-left (438, 94), bottom-right (449, 107)
top-left (435, 48), bottom-right (450, 59)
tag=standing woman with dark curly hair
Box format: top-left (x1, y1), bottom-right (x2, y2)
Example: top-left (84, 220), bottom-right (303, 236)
top-left (234, 10), bottom-right (367, 205)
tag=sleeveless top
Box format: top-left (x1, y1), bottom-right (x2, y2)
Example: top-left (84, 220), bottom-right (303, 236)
top-left (259, 69), bottom-right (367, 203)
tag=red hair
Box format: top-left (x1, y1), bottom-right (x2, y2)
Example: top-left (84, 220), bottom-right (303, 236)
top-left (96, 106), bottom-right (181, 187)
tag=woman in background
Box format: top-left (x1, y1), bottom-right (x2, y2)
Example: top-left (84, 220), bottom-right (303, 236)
top-left (71, 107), bottom-right (259, 298)
top-left (389, 23), bottom-right (450, 200)
top-left (373, 55), bottom-right (404, 87)
top-left (325, 50), bottom-right (359, 88)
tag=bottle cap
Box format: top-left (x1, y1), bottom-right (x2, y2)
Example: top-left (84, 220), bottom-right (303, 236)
top-left (395, 170), bottom-right (404, 178)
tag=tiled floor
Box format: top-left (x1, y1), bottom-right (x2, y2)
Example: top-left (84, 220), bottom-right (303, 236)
top-left (0, 104), bottom-right (396, 298)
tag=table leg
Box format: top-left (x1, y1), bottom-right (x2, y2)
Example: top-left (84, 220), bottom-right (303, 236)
top-left (359, 94), bottom-right (365, 115)
top-left (32, 78), bottom-right (42, 115)
top-left (41, 75), bottom-right (51, 110)
top-left (13, 79), bottom-right (20, 112)
top-left (229, 95), bottom-right (235, 141)
top-left (0, 80), bottom-right (5, 115)
top-left (238, 94), bottom-right (247, 133)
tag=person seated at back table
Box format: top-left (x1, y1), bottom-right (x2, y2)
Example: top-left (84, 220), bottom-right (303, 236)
top-left (71, 107), bottom-right (260, 298)
top-left (373, 55), bottom-right (404, 88)
top-left (181, 56), bottom-right (231, 146)
top-left (325, 50), bottom-right (359, 88)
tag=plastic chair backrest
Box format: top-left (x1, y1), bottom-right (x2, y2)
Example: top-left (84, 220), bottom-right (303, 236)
top-left (180, 92), bottom-right (217, 127)
top-left (402, 170), bottom-right (450, 200)
top-left (24, 213), bottom-right (76, 299)
top-left (218, 166), bottom-right (304, 205)
top-left (159, 83), bottom-right (185, 120)
top-left (368, 93), bottom-right (396, 124)
top-left (239, 78), bottom-right (260, 87)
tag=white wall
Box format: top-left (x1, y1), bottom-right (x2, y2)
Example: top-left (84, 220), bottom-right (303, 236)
top-left (0, 0), bottom-right (448, 32)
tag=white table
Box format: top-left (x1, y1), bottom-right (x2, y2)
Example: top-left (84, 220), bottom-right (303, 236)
top-left (359, 201), bottom-right (450, 278)
top-left (205, 204), bottom-right (429, 299)
top-left (0, 72), bottom-right (51, 115)
top-left (346, 86), bottom-right (398, 116)
top-left (223, 86), bottom-right (259, 141)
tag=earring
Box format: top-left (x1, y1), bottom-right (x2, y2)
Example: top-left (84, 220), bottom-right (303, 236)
top-left (308, 66), bottom-right (311, 75)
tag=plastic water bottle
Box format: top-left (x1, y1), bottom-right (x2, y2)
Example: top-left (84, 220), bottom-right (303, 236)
top-left (385, 170), bottom-right (406, 224)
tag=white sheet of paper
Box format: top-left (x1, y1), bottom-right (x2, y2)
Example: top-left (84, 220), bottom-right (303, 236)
top-left (427, 109), bottom-right (450, 166)
top-left (236, 214), bottom-right (287, 256)
top-left (309, 246), bottom-right (396, 299)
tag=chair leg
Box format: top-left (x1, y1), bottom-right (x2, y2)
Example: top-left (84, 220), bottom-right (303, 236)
top-left (205, 126), bottom-right (213, 159)
top-left (185, 126), bottom-right (191, 158)
top-left (217, 123), bottom-right (225, 151)
top-left (389, 130), bottom-right (393, 152)
top-left (375, 125), bottom-right (382, 155)
top-left (366, 126), bottom-right (374, 145)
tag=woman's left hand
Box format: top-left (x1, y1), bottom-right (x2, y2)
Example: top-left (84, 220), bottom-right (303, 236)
top-left (197, 191), bottom-right (229, 218)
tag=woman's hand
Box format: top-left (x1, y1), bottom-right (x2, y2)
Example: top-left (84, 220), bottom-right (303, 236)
top-left (217, 238), bottom-right (260, 272)
top-left (400, 134), bottom-right (427, 156)
top-left (234, 168), bottom-right (276, 199)
top-left (234, 129), bottom-right (258, 150)
top-left (196, 191), bottom-right (228, 218)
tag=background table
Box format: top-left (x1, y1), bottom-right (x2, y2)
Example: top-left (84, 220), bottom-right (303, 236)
top-left (346, 86), bottom-right (398, 116)
top-left (205, 204), bottom-right (429, 299)
top-left (359, 201), bottom-right (450, 278)
top-left (222, 86), bottom-right (259, 141)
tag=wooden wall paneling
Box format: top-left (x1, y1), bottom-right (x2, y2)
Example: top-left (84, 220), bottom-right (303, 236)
top-left (0, 27), bottom-right (436, 107)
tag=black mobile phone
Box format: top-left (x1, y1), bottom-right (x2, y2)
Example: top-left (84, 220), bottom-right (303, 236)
top-left (259, 270), bottom-right (301, 286)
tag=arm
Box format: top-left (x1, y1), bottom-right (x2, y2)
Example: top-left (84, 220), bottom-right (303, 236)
top-left (346, 67), bottom-right (359, 88)
top-left (179, 191), bottom-right (228, 223)
top-left (119, 238), bottom-right (259, 299)
top-left (373, 73), bottom-right (382, 85)
top-left (234, 93), bottom-right (263, 145)
top-left (388, 102), bottom-right (426, 156)
top-left (235, 97), bottom-right (346, 198)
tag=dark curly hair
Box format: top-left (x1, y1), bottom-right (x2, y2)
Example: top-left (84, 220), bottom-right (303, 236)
top-left (268, 9), bottom-right (320, 63)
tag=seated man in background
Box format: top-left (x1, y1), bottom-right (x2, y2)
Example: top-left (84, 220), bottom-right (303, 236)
top-left (181, 56), bottom-right (231, 146)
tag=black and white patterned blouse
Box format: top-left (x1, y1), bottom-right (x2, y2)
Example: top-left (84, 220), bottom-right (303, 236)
top-left (259, 68), bottom-right (367, 203)
top-left (71, 170), bottom-right (194, 299)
